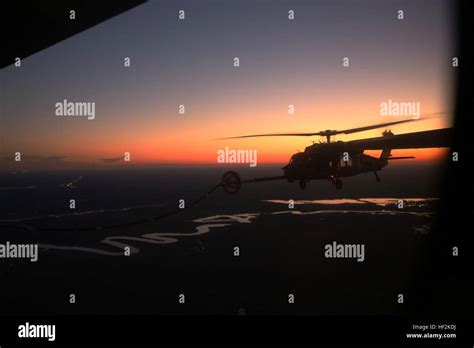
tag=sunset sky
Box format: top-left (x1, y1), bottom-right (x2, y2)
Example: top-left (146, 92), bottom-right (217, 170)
top-left (0, 0), bottom-right (456, 170)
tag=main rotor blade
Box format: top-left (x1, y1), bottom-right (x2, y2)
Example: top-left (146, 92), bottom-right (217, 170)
top-left (216, 112), bottom-right (446, 140)
top-left (345, 127), bottom-right (453, 151)
top-left (216, 132), bottom-right (321, 140)
top-left (338, 113), bottom-right (442, 135)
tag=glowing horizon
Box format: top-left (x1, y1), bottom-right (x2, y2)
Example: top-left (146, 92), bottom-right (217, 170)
top-left (0, 0), bottom-right (456, 171)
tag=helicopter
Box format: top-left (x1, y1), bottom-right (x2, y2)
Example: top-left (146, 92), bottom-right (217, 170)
top-left (217, 117), bottom-right (453, 193)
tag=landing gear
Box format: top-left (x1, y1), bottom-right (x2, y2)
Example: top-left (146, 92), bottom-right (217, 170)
top-left (299, 180), bottom-right (307, 189)
top-left (330, 176), bottom-right (343, 190)
top-left (373, 171), bottom-right (380, 182)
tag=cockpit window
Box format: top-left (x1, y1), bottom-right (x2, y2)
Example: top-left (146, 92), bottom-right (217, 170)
top-left (340, 157), bottom-right (353, 167)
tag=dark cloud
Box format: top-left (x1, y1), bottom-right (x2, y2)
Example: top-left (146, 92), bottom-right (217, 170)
top-left (99, 156), bottom-right (123, 163)
top-left (1, 155), bottom-right (66, 162)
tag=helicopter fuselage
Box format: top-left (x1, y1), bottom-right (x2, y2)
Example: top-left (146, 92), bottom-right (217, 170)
top-left (282, 147), bottom-right (387, 184)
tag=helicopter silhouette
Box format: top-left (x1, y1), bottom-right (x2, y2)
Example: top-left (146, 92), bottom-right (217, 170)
top-left (218, 117), bottom-right (453, 192)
